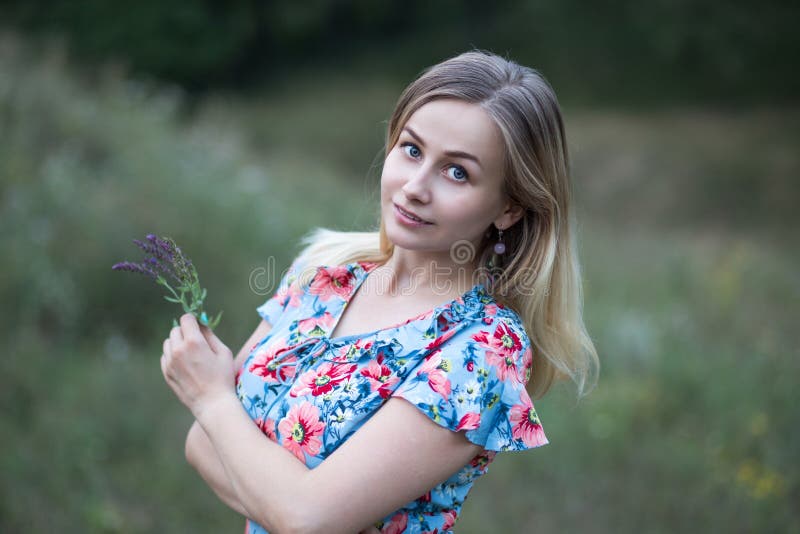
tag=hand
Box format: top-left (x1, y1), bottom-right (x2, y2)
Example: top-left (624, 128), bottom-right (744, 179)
top-left (161, 313), bottom-right (236, 418)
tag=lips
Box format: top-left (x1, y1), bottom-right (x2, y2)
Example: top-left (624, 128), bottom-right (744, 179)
top-left (394, 204), bottom-right (432, 224)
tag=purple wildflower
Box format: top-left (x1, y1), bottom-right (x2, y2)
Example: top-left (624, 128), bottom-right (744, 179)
top-left (134, 238), bottom-right (173, 263)
top-left (112, 233), bottom-right (223, 330)
top-left (151, 234), bottom-right (177, 260)
top-left (112, 260), bottom-right (158, 279)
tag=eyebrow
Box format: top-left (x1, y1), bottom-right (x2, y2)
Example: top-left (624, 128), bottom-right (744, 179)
top-left (402, 126), bottom-right (483, 169)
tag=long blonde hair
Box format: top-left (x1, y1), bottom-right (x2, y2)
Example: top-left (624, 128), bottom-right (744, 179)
top-left (291, 49), bottom-right (598, 399)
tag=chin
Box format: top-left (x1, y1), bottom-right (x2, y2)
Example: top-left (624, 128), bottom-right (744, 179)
top-left (384, 227), bottom-right (423, 249)
top-left (385, 231), bottom-right (444, 253)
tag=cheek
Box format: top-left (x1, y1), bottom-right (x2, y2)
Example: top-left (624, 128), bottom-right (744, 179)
top-left (379, 171), bottom-right (393, 201)
top-left (447, 195), bottom-right (500, 228)
top-left (380, 153), bottom-right (405, 191)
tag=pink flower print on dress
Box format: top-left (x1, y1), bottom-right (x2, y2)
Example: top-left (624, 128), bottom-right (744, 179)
top-left (309, 266), bottom-right (356, 301)
top-left (255, 417), bottom-right (277, 442)
top-left (482, 303), bottom-right (498, 325)
top-left (278, 402), bottom-right (326, 461)
top-left (235, 364), bottom-right (244, 385)
top-left (469, 450), bottom-right (495, 471)
top-left (434, 312), bottom-right (454, 333)
top-left (248, 339), bottom-right (297, 383)
top-left (297, 312), bottom-right (335, 337)
top-left (509, 394), bottom-right (548, 447)
top-left (332, 338), bottom-right (373, 362)
top-left (441, 509), bottom-right (458, 531)
top-left (290, 362), bottom-right (357, 397)
top-left (360, 356), bottom-right (400, 399)
top-left (519, 345), bottom-right (533, 384)
top-left (456, 412), bottom-right (481, 431)
top-left (274, 279), bottom-right (304, 309)
top-left (472, 321), bottom-right (524, 383)
top-left (417, 352), bottom-right (452, 400)
top-left (425, 327), bottom-right (459, 354)
top-left (382, 511), bottom-right (408, 534)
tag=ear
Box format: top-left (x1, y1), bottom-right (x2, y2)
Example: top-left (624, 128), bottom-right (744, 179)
top-left (493, 200), bottom-right (525, 230)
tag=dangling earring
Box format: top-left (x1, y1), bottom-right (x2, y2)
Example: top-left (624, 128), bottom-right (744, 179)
top-left (493, 227), bottom-right (506, 255)
top-left (487, 225), bottom-right (506, 272)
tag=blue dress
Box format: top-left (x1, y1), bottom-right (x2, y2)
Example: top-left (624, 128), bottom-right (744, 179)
top-left (236, 257), bottom-right (548, 533)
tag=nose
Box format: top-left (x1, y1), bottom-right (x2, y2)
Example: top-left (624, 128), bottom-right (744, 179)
top-left (401, 165), bottom-right (432, 204)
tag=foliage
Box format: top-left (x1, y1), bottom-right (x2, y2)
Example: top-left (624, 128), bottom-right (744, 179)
top-left (3, 0), bottom-right (799, 104)
top-left (1, 34), bottom-right (798, 533)
top-left (113, 234), bottom-right (223, 330)
top-left (0, 31), bottom-right (366, 346)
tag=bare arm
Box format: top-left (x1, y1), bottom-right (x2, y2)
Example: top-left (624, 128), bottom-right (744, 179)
top-left (185, 420), bottom-right (250, 517)
top-left (184, 319), bottom-right (383, 533)
top-left (184, 319), bottom-right (273, 517)
top-left (194, 392), bottom-right (482, 534)
top-left (168, 316), bottom-right (482, 533)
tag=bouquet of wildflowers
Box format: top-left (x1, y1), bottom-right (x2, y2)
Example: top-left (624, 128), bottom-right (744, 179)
top-left (112, 234), bottom-right (223, 330)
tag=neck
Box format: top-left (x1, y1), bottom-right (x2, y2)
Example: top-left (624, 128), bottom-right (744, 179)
top-left (376, 246), bottom-right (480, 299)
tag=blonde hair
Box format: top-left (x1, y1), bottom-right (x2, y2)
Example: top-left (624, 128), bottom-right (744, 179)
top-left (290, 49), bottom-right (598, 399)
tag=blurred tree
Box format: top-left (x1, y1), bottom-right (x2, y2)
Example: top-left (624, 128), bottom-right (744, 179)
top-left (2, 0), bottom-right (797, 102)
top-left (4, 0), bottom-right (258, 87)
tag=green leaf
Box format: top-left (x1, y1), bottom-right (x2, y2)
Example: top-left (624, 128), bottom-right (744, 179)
top-left (209, 310), bottom-right (223, 330)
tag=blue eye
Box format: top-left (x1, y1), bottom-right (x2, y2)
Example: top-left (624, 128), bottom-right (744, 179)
top-left (401, 142), bottom-right (421, 159)
top-left (448, 165), bottom-right (469, 182)
top-left (400, 141), bottom-right (469, 183)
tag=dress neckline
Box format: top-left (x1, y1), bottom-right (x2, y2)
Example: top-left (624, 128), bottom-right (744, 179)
top-left (321, 261), bottom-right (487, 345)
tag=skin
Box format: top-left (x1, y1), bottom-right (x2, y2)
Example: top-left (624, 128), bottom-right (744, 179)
top-left (164, 99), bottom-right (525, 533)
top-left (379, 98), bottom-right (523, 295)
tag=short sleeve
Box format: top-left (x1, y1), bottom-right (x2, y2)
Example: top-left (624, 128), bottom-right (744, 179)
top-left (255, 255), bottom-right (310, 326)
top-left (391, 317), bottom-right (549, 452)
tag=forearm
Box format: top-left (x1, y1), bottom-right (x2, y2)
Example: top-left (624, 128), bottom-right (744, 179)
top-left (188, 393), bottom-right (480, 534)
top-left (185, 420), bottom-right (250, 517)
top-left (194, 393), bottom-right (315, 533)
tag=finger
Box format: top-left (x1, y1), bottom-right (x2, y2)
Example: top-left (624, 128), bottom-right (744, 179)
top-left (199, 325), bottom-right (226, 355)
top-left (161, 352), bottom-right (176, 383)
top-left (163, 337), bottom-right (171, 359)
top-left (170, 325), bottom-right (183, 352)
top-left (171, 323), bottom-right (183, 341)
top-left (180, 313), bottom-right (204, 345)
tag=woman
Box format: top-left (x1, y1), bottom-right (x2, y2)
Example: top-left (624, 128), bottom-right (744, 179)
top-left (161, 49), bottom-right (599, 533)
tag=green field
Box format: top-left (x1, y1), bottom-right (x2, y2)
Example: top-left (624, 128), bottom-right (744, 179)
top-left (1, 35), bottom-right (797, 533)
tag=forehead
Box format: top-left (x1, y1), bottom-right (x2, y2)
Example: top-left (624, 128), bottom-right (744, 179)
top-left (402, 99), bottom-right (505, 169)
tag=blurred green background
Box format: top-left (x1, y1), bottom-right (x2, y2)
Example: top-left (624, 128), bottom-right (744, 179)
top-left (1, 2), bottom-right (798, 532)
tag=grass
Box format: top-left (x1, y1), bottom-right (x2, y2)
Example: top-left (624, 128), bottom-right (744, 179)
top-left (1, 32), bottom-right (797, 532)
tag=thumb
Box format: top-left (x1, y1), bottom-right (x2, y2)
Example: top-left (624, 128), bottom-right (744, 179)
top-left (199, 325), bottom-right (228, 356)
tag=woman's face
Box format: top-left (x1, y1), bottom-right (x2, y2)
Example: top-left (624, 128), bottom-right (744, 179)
top-left (381, 98), bottom-right (518, 261)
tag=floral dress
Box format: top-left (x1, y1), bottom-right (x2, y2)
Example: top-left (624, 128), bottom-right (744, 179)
top-left (236, 257), bottom-right (548, 534)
